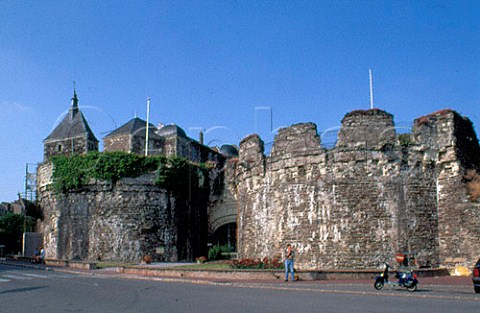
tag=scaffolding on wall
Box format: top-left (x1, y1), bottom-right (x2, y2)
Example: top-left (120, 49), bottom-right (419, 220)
top-left (21, 163), bottom-right (38, 202)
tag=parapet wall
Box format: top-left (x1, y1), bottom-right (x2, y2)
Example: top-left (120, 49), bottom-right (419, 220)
top-left (234, 109), bottom-right (480, 269)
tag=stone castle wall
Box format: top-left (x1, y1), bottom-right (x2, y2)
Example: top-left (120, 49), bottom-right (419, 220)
top-left (233, 109), bottom-right (480, 269)
top-left (419, 111), bottom-right (480, 266)
top-left (37, 108), bottom-right (480, 269)
top-left (37, 169), bottom-right (209, 262)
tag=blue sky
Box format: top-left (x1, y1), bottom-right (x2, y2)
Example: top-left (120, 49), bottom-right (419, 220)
top-left (0, 1), bottom-right (479, 202)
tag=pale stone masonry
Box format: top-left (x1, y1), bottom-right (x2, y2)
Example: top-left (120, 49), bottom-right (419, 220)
top-left (37, 172), bottom-right (211, 262)
top-left (37, 108), bottom-right (480, 269)
top-left (233, 109), bottom-right (480, 269)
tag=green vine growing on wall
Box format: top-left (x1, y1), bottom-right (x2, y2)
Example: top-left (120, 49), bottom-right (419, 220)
top-left (156, 157), bottom-right (210, 196)
top-left (51, 152), bottom-right (162, 192)
top-left (51, 152), bottom-right (210, 194)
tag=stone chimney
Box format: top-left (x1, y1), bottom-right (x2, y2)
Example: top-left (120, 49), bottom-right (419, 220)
top-left (199, 130), bottom-right (204, 145)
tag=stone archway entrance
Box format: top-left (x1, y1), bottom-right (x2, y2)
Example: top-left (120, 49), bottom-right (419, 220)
top-left (212, 222), bottom-right (236, 251)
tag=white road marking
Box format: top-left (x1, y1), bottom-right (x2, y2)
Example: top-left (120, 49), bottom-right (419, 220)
top-left (22, 273), bottom-right (49, 278)
top-left (1, 274), bottom-right (32, 280)
top-left (0, 271), bottom-right (77, 283)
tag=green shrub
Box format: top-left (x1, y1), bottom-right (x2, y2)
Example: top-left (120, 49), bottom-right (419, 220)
top-left (0, 213), bottom-right (36, 254)
top-left (207, 244), bottom-right (231, 261)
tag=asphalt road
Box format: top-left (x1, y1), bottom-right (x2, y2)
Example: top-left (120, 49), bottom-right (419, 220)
top-left (1, 264), bottom-right (479, 313)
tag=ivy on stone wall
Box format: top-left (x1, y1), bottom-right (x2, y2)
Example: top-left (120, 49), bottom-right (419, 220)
top-left (154, 156), bottom-right (211, 260)
top-left (51, 152), bottom-right (209, 194)
top-left (156, 157), bottom-right (210, 197)
top-left (90, 151), bottom-right (160, 183)
top-left (51, 152), bottom-right (97, 192)
top-left (398, 133), bottom-right (412, 148)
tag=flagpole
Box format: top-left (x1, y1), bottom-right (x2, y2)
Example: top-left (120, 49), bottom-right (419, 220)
top-left (145, 98), bottom-right (150, 156)
top-left (369, 69), bottom-right (374, 109)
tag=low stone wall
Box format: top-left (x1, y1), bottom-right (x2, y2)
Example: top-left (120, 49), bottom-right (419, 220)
top-left (119, 266), bottom-right (283, 281)
top-left (45, 259), bottom-right (97, 270)
top-left (116, 266), bottom-right (450, 281)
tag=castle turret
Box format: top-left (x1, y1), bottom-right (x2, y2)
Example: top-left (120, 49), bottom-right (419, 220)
top-left (411, 109), bottom-right (480, 266)
top-left (239, 134), bottom-right (265, 172)
top-left (43, 90), bottom-right (99, 160)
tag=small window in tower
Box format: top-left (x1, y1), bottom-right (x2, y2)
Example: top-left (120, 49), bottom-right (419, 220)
top-left (57, 144), bottom-right (63, 152)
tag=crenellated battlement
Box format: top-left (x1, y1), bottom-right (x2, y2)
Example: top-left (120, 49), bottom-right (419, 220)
top-left (233, 108), bottom-right (480, 269)
top-left (337, 109), bottom-right (396, 150)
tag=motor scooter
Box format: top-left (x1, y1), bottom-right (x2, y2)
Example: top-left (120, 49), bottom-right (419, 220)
top-left (373, 263), bottom-right (418, 292)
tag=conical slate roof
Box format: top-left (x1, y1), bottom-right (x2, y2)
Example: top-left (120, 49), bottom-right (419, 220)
top-left (104, 117), bottom-right (161, 139)
top-left (44, 92), bottom-right (98, 143)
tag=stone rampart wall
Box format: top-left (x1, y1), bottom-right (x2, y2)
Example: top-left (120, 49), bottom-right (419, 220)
top-left (37, 168), bottom-right (209, 262)
top-left (234, 109), bottom-right (480, 269)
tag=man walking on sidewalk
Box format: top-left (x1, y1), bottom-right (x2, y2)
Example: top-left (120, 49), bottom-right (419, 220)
top-left (284, 244), bottom-right (295, 282)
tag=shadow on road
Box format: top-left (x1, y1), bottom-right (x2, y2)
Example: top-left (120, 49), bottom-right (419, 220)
top-left (0, 286), bottom-right (48, 295)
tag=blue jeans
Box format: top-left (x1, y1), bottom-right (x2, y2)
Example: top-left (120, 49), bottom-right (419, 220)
top-left (285, 259), bottom-right (294, 281)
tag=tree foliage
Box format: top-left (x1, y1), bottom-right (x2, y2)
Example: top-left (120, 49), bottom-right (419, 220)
top-left (0, 213), bottom-right (36, 254)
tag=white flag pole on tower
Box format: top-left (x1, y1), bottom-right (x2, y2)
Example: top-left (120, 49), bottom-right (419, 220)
top-left (145, 97), bottom-right (150, 156)
top-left (369, 69), bottom-right (374, 109)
